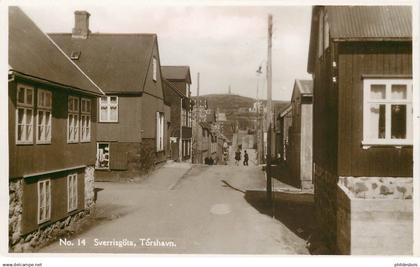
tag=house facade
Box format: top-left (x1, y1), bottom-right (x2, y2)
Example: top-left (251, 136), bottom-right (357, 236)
top-left (50, 11), bottom-right (169, 180)
top-left (161, 66), bottom-right (193, 162)
top-left (287, 80), bottom-right (313, 189)
top-left (193, 122), bottom-right (211, 164)
top-left (8, 7), bottom-right (101, 251)
top-left (276, 104), bottom-right (292, 162)
top-left (308, 6), bottom-right (413, 254)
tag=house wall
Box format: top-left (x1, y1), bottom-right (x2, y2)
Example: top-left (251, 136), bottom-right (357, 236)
top-left (337, 42), bottom-right (413, 177)
top-left (21, 168), bottom-right (85, 235)
top-left (288, 89), bottom-right (302, 188)
top-left (97, 96), bottom-right (142, 142)
top-left (300, 99), bottom-right (313, 190)
top-left (9, 80), bottom-right (97, 179)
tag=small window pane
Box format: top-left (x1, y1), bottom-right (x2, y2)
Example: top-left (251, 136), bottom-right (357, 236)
top-left (391, 84), bottom-right (407, 100)
top-left (368, 104), bottom-right (386, 139)
top-left (110, 97), bottom-right (117, 104)
top-left (370, 85), bottom-right (386, 100)
top-left (18, 88), bottom-right (25, 104)
top-left (391, 105), bottom-right (406, 139)
top-left (110, 108), bottom-right (117, 121)
top-left (26, 89), bottom-right (33, 105)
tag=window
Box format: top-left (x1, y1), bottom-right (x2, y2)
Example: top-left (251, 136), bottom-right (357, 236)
top-left (80, 98), bottom-right (91, 142)
top-left (37, 179), bottom-right (51, 224)
top-left (67, 173), bottom-right (78, 212)
top-left (182, 108), bottom-right (187, 127)
top-left (99, 96), bottom-right (118, 122)
top-left (36, 89), bottom-right (52, 144)
top-left (16, 84), bottom-right (34, 144)
top-left (152, 57), bottom-right (157, 82)
top-left (67, 96), bottom-right (79, 143)
top-left (96, 143), bottom-right (110, 169)
top-left (363, 79), bottom-right (413, 148)
top-left (156, 112), bottom-right (165, 151)
top-left (323, 13), bottom-right (329, 50)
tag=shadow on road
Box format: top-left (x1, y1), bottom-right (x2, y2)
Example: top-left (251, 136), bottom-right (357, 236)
top-left (244, 190), bottom-right (331, 255)
top-left (220, 179), bottom-right (246, 194)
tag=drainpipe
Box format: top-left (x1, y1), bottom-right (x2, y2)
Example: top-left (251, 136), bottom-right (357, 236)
top-left (179, 97), bottom-right (183, 161)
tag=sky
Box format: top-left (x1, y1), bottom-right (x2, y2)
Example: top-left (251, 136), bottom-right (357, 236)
top-left (21, 4), bottom-right (313, 101)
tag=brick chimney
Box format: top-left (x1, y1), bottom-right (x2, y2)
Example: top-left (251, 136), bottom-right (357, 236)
top-left (72, 11), bottom-right (90, 39)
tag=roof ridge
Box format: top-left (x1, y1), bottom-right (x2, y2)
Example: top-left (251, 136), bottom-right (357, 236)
top-left (49, 32), bottom-right (157, 36)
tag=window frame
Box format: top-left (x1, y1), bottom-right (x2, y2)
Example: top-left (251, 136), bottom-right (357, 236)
top-left (362, 78), bottom-right (413, 148)
top-left (67, 173), bottom-right (78, 212)
top-left (36, 89), bottom-right (52, 144)
top-left (152, 57), bottom-right (157, 82)
top-left (37, 179), bottom-right (51, 224)
top-left (156, 112), bottom-right (165, 152)
top-left (67, 96), bottom-right (80, 143)
top-left (16, 84), bottom-right (34, 145)
top-left (80, 98), bottom-right (91, 142)
top-left (99, 96), bottom-right (119, 123)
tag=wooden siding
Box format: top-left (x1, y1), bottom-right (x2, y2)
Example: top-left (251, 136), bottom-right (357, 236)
top-left (141, 93), bottom-right (166, 139)
top-left (9, 80), bottom-right (97, 179)
top-left (97, 96), bottom-right (142, 142)
top-left (21, 168), bottom-right (85, 235)
top-left (337, 42), bottom-right (413, 177)
top-left (142, 40), bottom-right (164, 99)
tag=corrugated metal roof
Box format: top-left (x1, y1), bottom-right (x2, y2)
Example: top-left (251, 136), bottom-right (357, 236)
top-left (327, 6), bottom-right (412, 40)
top-left (49, 33), bottom-right (156, 93)
top-left (296, 79), bottom-right (313, 95)
top-left (9, 7), bottom-right (102, 95)
top-left (161, 66), bottom-right (191, 83)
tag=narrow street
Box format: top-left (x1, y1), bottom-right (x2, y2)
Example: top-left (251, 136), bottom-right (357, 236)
top-left (39, 151), bottom-right (312, 254)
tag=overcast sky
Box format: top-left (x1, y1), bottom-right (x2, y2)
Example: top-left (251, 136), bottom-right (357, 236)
top-left (21, 4), bottom-right (312, 101)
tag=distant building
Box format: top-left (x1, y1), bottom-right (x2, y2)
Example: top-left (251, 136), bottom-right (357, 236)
top-left (308, 6), bottom-right (412, 254)
top-left (8, 7), bottom-right (100, 251)
top-left (50, 11), bottom-right (169, 179)
top-left (161, 66), bottom-right (193, 162)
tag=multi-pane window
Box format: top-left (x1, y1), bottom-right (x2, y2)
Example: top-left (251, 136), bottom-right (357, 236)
top-left (363, 79), bottom-right (413, 147)
top-left (182, 108), bottom-right (187, 127)
top-left (36, 89), bottom-right (52, 143)
top-left (80, 98), bottom-right (91, 142)
top-left (96, 143), bottom-right (110, 169)
top-left (156, 112), bottom-right (165, 151)
top-left (67, 173), bottom-right (78, 212)
top-left (152, 57), bottom-right (157, 82)
top-left (99, 96), bottom-right (118, 122)
top-left (37, 179), bottom-right (51, 224)
top-left (68, 96), bottom-right (79, 143)
top-left (16, 84), bottom-right (34, 144)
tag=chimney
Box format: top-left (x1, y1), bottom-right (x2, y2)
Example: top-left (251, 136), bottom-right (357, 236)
top-left (72, 11), bottom-right (90, 39)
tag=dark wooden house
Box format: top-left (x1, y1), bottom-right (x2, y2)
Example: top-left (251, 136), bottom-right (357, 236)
top-left (49, 11), bottom-right (169, 179)
top-left (308, 6), bottom-right (412, 254)
top-left (276, 104), bottom-right (292, 162)
top-left (287, 80), bottom-right (313, 189)
top-left (161, 66), bottom-right (193, 162)
top-left (8, 7), bottom-right (102, 251)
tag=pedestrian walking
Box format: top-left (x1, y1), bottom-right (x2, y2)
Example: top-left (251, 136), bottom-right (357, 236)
top-left (235, 149), bottom-right (241, 166)
top-left (243, 150), bottom-right (249, 166)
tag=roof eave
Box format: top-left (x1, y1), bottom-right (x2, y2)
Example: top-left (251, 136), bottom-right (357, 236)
top-left (332, 37), bottom-right (412, 42)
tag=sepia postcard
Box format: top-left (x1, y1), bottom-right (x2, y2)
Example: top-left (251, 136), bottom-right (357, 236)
top-left (1, 0), bottom-right (419, 266)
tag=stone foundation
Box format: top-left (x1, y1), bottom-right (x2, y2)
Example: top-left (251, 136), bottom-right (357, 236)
top-left (9, 166), bottom-right (96, 252)
top-left (339, 176), bottom-right (412, 200)
top-left (337, 180), bottom-right (412, 255)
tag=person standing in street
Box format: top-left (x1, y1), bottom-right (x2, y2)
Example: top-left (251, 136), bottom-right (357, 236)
top-left (235, 149), bottom-right (241, 166)
top-left (243, 150), bottom-right (249, 166)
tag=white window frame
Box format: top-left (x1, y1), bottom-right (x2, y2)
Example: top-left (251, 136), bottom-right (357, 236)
top-left (362, 78), bottom-right (413, 148)
top-left (16, 84), bottom-right (34, 144)
top-left (80, 98), bottom-right (91, 142)
top-left (99, 96), bottom-right (118, 122)
top-left (36, 89), bottom-right (52, 144)
top-left (182, 108), bottom-right (187, 127)
top-left (96, 142), bottom-right (110, 169)
top-left (67, 96), bottom-right (80, 143)
top-left (67, 173), bottom-right (78, 212)
top-left (156, 112), bottom-right (165, 151)
top-left (152, 57), bottom-right (157, 82)
top-left (37, 179), bottom-right (51, 224)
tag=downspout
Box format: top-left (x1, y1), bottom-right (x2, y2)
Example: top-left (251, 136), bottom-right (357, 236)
top-left (179, 97), bottom-right (183, 161)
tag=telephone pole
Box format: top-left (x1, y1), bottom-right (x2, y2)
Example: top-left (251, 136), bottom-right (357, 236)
top-left (266, 14), bottom-right (273, 204)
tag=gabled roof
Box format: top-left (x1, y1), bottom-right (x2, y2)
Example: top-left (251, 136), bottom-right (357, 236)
top-left (295, 79), bottom-right (313, 95)
top-left (49, 33), bottom-right (157, 93)
top-left (8, 7), bottom-right (103, 95)
top-left (307, 6), bottom-right (412, 73)
top-left (161, 66), bottom-right (191, 84)
top-left (163, 78), bottom-right (185, 99)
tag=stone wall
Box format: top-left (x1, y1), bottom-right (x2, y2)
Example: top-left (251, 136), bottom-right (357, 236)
top-left (339, 176), bottom-right (412, 200)
top-left (313, 163), bottom-right (337, 253)
top-left (9, 166), bottom-right (95, 252)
